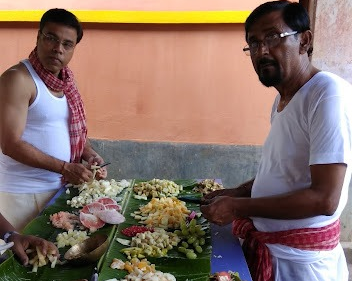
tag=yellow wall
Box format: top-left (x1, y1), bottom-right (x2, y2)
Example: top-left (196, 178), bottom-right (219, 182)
top-left (0, 0), bottom-right (267, 11)
top-left (0, 0), bottom-right (277, 145)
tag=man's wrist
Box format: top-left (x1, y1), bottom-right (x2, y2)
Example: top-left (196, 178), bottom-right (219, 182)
top-left (3, 231), bottom-right (19, 243)
top-left (60, 161), bottom-right (66, 175)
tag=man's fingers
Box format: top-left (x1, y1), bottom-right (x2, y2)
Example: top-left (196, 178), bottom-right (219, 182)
top-left (12, 244), bottom-right (29, 265)
top-left (200, 198), bottom-right (211, 205)
top-left (200, 204), bottom-right (210, 216)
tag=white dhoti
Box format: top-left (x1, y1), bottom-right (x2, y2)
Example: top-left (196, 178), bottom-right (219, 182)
top-left (268, 243), bottom-right (349, 281)
top-left (0, 191), bottom-right (57, 231)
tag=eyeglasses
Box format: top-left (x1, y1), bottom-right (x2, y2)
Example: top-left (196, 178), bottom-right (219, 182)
top-left (243, 31), bottom-right (298, 56)
top-left (40, 31), bottom-right (76, 52)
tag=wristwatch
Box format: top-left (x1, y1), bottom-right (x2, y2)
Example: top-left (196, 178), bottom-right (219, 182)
top-left (3, 231), bottom-right (18, 243)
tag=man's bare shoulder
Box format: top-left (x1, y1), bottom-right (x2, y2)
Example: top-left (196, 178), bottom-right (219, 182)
top-left (1, 62), bottom-right (31, 82)
top-left (0, 62), bottom-right (35, 99)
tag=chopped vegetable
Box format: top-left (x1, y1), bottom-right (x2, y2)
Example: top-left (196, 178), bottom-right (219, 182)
top-left (55, 230), bottom-right (89, 248)
top-left (209, 271), bottom-right (243, 281)
top-left (67, 179), bottom-right (130, 208)
top-left (121, 229), bottom-right (180, 258)
top-left (110, 257), bottom-right (176, 281)
top-left (49, 211), bottom-right (82, 231)
top-left (116, 238), bottom-right (131, 246)
top-left (193, 179), bottom-right (224, 195)
top-left (133, 179), bottom-right (183, 198)
top-left (26, 247), bottom-right (59, 272)
top-left (132, 197), bottom-right (190, 229)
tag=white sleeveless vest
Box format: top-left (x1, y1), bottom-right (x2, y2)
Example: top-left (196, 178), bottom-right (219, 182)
top-left (0, 59), bottom-right (71, 193)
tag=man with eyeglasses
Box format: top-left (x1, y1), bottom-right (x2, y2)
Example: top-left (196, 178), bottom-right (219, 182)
top-left (201, 1), bottom-right (352, 281)
top-left (0, 9), bottom-right (107, 230)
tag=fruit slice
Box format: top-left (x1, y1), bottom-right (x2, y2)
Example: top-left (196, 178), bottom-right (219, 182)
top-left (97, 197), bottom-right (118, 206)
top-left (104, 204), bottom-right (121, 211)
top-left (95, 209), bottom-right (125, 224)
top-left (79, 212), bottom-right (105, 232)
top-left (81, 202), bottom-right (106, 215)
top-left (215, 271), bottom-right (232, 281)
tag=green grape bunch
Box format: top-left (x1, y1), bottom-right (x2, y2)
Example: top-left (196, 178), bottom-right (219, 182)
top-left (174, 218), bottom-right (207, 259)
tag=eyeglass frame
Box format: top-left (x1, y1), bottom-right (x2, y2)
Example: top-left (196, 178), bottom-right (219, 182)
top-left (40, 31), bottom-right (76, 52)
top-left (243, 31), bottom-right (298, 56)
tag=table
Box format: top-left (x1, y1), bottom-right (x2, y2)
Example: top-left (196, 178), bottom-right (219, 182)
top-left (0, 181), bottom-right (253, 281)
top-left (45, 180), bottom-right (252, 279)
top-left (211, 223), bottom-right (252, 280)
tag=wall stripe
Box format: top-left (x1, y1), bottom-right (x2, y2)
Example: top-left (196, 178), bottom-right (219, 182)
top-left (0, 10), bottom-right (250, 24)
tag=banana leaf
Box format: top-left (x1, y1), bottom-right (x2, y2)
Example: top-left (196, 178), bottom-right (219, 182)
top-left (0, 183), bottom-right (129, 281)
top-left (0, 179), bottom-right (212, 281)
top-left (0, 213), bottom-right (102, 281)
top-left (98, 179), bottom-right (211, 281)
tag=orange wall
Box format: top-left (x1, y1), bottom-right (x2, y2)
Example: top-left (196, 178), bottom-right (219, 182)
top-left (0, 0), bottom-right (277, 146)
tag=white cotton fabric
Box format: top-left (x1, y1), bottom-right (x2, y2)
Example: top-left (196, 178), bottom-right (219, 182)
top-left (0, 59), bottom-right (70, 194)
top-left (0, 190), bottom-right (56, 230)
top-left (251, 71), bottom-right (352, 281)
top-left (271, 243), bottom-right (348, 281)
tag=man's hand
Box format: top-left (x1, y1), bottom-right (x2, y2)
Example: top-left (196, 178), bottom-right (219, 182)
top-left (200, 196), bottom-right (239, 226)
top-left (87, 155), bottom-right (107, 180)
top-left (10, 233), bottom-right (59, 266)
top-left (202, 188), bottom-right (237, 201)
top-left (61, 162), bottom-right (93, 184)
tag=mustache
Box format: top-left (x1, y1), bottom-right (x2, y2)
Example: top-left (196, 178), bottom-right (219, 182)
top-left (257, 58), bottom-right (277, 68)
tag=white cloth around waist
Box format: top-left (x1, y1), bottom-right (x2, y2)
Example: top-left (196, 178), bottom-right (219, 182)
top-left (270, 243), bottom-right (348, 281)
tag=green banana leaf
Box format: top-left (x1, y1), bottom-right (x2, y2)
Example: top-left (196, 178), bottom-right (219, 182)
top-left (0, 184), bottom-right (127, 281)
top-left (98, 179), bottom-right (211, 281)
top-left (0, 179), bottom-right (212, 281)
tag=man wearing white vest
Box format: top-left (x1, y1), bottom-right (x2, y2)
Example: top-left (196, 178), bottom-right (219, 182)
top-left (0, 9), bottom-right (107, 230)
top-left (201, 1), bottom-right (352, 281)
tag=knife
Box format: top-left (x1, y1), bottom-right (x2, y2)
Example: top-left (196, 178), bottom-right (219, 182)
top-left (178, 194), bottom-right (202, 204)
top-left (98, 162), bottom-right (111, 168)
top-left (90, 162), bottom-right (111, 169)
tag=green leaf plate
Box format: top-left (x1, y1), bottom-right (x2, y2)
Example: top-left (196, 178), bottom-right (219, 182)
top-left (0, 179), bottom-right (212, 281)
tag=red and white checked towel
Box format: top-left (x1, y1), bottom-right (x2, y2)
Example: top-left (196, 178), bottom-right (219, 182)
top-left (29, 48), bottom-right (87, 163)
top-left (232, 218), bottom-right (340, 281)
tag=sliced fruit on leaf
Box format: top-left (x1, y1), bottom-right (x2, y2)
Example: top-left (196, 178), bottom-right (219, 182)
top-left (216, 271), bottom-right (232, 281)
top-left (115, 238), bottom-right (131, 246)
top-left (105, 204), bottom-right (121, 211)
top-left (81, 201), bottom-right (106, 215)
top-left (79, 212), bottom-right (105, 231)
top-left (97, 197), bottom-right (118, 206)
top-left (95, 209), bottom-right (125, 224)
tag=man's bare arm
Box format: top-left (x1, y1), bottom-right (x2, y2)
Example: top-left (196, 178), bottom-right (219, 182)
top-left (201, 164), bottom-right (346, 224)
top-left (0, 67), bottom-right (63, 173)
top-left (239, 163), bottom-right (346, 219)
top-left (0, 66), bottom-right (92, 183)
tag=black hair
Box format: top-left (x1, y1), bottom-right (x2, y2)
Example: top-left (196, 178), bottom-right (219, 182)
top-left (39, 8), bottom-right (83, 44)
top-left (245, 1), bottom-right (312, 56)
